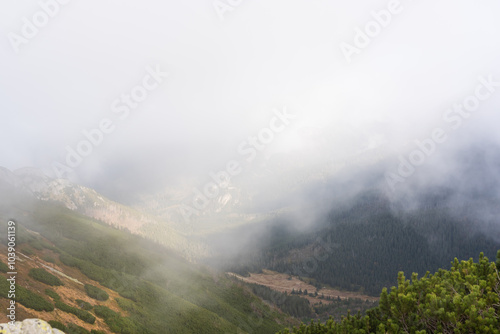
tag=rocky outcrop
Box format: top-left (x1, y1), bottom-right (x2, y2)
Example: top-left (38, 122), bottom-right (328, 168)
top-left (0, 319), bottom-right (65, 334)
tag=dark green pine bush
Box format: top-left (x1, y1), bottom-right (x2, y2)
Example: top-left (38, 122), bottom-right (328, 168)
top-left (55, 300), bottom-right (96, 324)
top-left (29, 268), bottom-right (64, 286)
top-left (84, 284), bottom-right (109, 301)
top-left (278, 252), bottom-right (500, 334)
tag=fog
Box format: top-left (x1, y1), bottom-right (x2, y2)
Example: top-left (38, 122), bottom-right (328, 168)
top-left (2, 0), bottom-right (500, 235)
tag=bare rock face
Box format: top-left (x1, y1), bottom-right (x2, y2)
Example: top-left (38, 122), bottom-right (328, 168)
top-left (0, 319), bottom-right (65, 334)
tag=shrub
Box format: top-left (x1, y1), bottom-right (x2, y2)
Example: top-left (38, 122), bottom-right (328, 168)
top-left (30, 239), bottom-right (45, 250)
top-left (84, 284), bottom-right (109, 301)
top-left (278, 253), bottom-right (500, 334)
top-left (106, 316), bottom-right (140, 334)
top-left (59, 253), bottom-right (79, 267)
top-left (29, 268), bottom-right (63, 286)
top-left (22, 248), bottom-right (34, 256)
top-left (0, 261), bottom-right (8, 273)
top-left (45, 288), bottom-right (61, 300)
top-left (48, 320), bottom-right (66, 331)
top-left (75, 299), bottom-right (93, 310)
top-left (93, 305), bottom-right (140, 334)
top-left (43, 255), bottom-right (56, 264)
top-left (18, 287), bottom-right (54, 311)
top-left (66, 322), bottom-right (91, 334)
top-left (116, 298), bottom-right (135, 311)
top-left (60, 254), bottom-right (114, 286)
top-left (55, 301), bottom-right (96, 324)
top-left (0, 278), bottom-right (54, 312)
top-left (94, 305), bottom-right (119, 319)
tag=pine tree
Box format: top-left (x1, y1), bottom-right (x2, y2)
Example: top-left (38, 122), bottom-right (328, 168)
top-left (276, 252), bottom-right (500, 334)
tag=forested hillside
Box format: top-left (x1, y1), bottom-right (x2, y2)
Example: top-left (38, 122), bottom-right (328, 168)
top-left (217, 191), bottom-right (500, 296)
top-left (277, 251), bottom-right (500, 333)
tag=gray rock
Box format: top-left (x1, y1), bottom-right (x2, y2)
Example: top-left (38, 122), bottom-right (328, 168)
top-left (0, 319), bottom-right (65, 334)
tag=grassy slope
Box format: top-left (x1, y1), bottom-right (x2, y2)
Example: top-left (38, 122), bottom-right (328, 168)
top-left (0, 201), bottom-right (294, 333)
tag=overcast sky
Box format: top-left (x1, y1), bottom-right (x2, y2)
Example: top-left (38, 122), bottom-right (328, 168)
top-left (2, 0), bottom-right (500, 198)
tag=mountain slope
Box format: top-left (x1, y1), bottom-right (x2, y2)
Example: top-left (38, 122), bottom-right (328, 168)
top-left (0, 199), bottom-right (296, 333)
top-left (278, 252), bottom-right (500, 333)
top-left (210, 190), bottom-right (500, 296)
top-left (0, 167), bottom-right (207, 260)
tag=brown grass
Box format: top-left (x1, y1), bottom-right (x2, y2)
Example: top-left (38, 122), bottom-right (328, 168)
top-left (229, 270), bottom-right (378, 305)
top-left (0, 244), bottom-right (128, 333)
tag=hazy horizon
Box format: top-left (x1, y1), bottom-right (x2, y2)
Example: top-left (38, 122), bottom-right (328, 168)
top-left (2, 0), bottom-right (500, 208)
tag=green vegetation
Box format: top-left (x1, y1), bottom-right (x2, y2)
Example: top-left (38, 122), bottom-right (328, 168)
top-left (312, 298), bottom-right (377, 322)
top-left (29, 268), bottom-right (63, 286)
top-left (31, 238), bottom-right (57, 252)
top-left (48, 320), bottom-right (66, 331)
top-left (0, 261), bottom-right (8, 273)
top-left (247, 283), bottom-right (312, 318)
top-left (29, 239), bottom-right (45, 250)
top-left (49, 321), bottom-right (103, 334)
top-left (45, 288), bottom-right (61, 300)
top-left (43, 255), bottom-right (56, 263)
top-left (66, 323), bottom-right (91, 334)
top-left (227, 193), bottom-right (500, 296)
top-left (94, 305), bottom-right (119, 318)
top-left (277, 252), bottom-right (500, 334)
top-left (84, 284), bottom-right (109, 301)
top-left (15, 286), bottom-right (55, 311)
top-left (21, 247), bottom-right (34, 256)
top-left (0, 221), bottom-right (45, 248)
top-left (76, 298), bottom-right (93, 310)
top-left (0, 277), bottom-right (54, 311)
top-left (0, 203), bottom-right (290, 333)
top-left (247, 282), bottom-right (377, 322)
top-left (94, 305), bottom-right (140, 334)
top-left (55, 300), bottom-right (96, 324)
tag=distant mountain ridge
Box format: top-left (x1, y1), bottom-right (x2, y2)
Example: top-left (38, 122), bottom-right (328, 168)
top-left (0, 166), bottom-right (206, 260)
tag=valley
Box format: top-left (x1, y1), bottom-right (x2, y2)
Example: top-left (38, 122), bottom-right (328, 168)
top-left (3, 2), bottom-right (500, 332)
top-left (2, 154), bottom-right (500, 333)
top-left (228, 270), bottom-right (378, 305)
